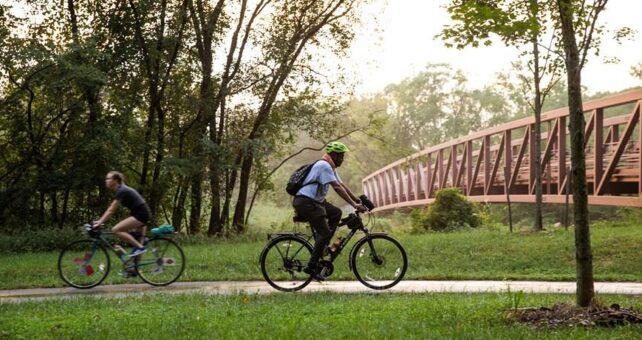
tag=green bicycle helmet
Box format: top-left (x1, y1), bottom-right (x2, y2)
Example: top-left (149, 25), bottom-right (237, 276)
top-left (325, 141), bottom-right (350, 153)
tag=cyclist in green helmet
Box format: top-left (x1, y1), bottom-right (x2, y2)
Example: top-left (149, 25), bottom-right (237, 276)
top-left (293, 141), bottom-right (367, 281)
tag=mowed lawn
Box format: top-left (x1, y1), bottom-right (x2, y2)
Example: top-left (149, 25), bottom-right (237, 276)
top-left (1, 292), bottom-right (642, 339)
top-left (1, 222), bottom-right (641, 289)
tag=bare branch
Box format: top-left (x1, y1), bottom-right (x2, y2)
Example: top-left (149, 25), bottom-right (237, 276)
top-left (187, 0), bottom-right (205, 57)
top-left (128, 0), bottom-right (154, 81)
top-left (537, 42), bottom-right (565, 58)
top-left (159, 0), bottom-right (189, 98)
top-left (243, 112), bottom-right (375, 224)
top-left (579, 0), bottom-right (608, 70)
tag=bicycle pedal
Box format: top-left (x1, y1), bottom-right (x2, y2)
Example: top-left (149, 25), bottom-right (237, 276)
top-left (119, 270), bottom-right (138, 278)
top-left (308, 273), bottom-right (326, 282)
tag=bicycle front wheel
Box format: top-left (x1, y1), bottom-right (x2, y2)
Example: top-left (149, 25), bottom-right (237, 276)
top-left (135, 237), bottom-right (185, 286)
top-left (260, 235), bottom-right (313, 292)
top-left (58, 239), bottom-right (111, 289)
top-left (351, 234), bottom-right (407, 290)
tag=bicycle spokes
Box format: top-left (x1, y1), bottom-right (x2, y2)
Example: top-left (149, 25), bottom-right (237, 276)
top-left (351, 235), bottom-right (407, 290)
top-left (136, 238), bottom-right (185, 286)
top-left (260, 235), bottom-right (313, 292)
top-left (58, 240), bottom-right (110, 289)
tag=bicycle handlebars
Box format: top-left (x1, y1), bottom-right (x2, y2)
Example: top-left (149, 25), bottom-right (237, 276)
top-left (358, 194), bottom-right (375, 211)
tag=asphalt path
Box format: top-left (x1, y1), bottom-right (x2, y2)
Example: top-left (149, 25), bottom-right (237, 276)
top-left (2, 280), bottom-right (642, 303)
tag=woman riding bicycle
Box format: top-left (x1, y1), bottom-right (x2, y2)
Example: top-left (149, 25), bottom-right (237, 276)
top-left (93, 171), bottom-right (151, 257)
top-left (293, 141), bottom-right (367, 281)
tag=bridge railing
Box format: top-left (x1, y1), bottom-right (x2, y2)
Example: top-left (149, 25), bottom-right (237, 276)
top-left (362, 89), bottom-right (642, 212)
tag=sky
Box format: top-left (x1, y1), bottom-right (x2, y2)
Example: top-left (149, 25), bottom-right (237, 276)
top-left (347, 0), bottom-right (642, 96)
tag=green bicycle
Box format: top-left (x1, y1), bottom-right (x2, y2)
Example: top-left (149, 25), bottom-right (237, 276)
top-left (58, 224), bottom-right (185, 289)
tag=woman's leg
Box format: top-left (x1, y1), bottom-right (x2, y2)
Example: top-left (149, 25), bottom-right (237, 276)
top-left (112, 216), bottom-right (146, 248)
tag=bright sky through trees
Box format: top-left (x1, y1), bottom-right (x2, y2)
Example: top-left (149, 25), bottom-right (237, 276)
top-left (348, 0), bottom-right (642, 95)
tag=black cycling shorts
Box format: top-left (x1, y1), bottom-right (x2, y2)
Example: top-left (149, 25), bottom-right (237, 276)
top-left (131, 204), bottom-right (152, 224)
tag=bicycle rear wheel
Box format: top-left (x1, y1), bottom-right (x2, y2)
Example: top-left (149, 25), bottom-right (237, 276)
top-left (350, 234), bottom-right (407, 290)
top-left (58, 239), bottom-right (110, 289)
top-left (260, 235), bottom-right (313, 292)
top-left (135, 237), bottom-right (185, 286)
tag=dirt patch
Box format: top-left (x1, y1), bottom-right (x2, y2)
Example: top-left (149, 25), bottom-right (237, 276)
top-left (506, 303), bottom-right (642, 328)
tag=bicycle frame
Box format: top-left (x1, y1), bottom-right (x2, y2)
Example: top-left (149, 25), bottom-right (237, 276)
top-left (85, 230), bottom-right (160, 272)
top-left (268, 212), bottom-right (378, 265)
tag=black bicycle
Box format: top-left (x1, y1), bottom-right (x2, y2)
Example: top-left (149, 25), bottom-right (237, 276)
top-left (259, 195), bottom-right (407, 292)
top-left (58, 224), bottom-right (185, 289)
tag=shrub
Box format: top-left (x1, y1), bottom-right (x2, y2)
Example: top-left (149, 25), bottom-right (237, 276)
top-left (0, 226), bottom-right (80, 253)
top-left (411, 188), bottom-right (483, 232)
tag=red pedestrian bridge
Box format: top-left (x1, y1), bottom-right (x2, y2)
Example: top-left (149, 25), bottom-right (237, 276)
top-left (362, 89), bottom-right (642, 213)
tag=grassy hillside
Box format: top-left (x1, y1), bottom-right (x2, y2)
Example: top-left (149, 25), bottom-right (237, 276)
top-left (1, 217), bottom-right (640, 289)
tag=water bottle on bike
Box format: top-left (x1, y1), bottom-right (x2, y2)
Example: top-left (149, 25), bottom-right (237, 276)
top-left (329, 236), bottom-right (345, 253)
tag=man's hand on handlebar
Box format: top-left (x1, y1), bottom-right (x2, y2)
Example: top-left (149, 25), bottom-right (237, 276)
top-left (354, 203), bottom-right (368, 213)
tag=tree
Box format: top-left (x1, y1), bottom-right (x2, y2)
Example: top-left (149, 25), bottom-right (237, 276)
top-left (383, 63), bottom-right (508, 151)
top-left (0, 0), bottom-right (136, 227)
top-left (632, 61), bottom-right (642, 81)
top-left (183, 0), bottom-right (226, 235)
top-left (555, 0), bottom-right (609, 308)
top-left (0, 0), bottom-right (369, 236)
top-left (186, 0), bottom-right (274, 235)
top-left (230, 0), bottom-right (363, 231)
top-left (440, 0), bottom-right (566, 232)
top-left (127, 0), bottom-right (189, 216)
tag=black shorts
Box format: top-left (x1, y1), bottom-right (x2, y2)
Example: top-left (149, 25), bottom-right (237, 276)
top-left (131, 204), bottom-right (152, 224)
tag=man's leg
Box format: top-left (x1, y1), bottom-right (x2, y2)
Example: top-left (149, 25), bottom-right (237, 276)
top-left (323, 201), bottom-right (342, 234)
top-left (112, 216), bottom-right (145, 248)
top-left (293, 197), bottom-right (329, 279)
top-left (308, 215), bottom-right (332, 267)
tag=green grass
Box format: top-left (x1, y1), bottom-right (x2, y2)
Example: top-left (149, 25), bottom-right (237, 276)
top-left (1, 292), bottom-right (641, 339)
top-left (1, 221), bottom-right (641, 290)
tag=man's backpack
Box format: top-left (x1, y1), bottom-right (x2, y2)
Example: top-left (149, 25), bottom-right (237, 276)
top-left (286, 160), bottom-right (321, 196)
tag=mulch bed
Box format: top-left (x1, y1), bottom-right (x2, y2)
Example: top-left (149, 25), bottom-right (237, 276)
top-left (506, 303), bottom-right (642, 328)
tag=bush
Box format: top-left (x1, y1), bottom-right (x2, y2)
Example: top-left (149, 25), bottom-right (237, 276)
top-left (0, 226), bottom-right (80, 253)
top-left (411, 188), bottom-right (483, 232)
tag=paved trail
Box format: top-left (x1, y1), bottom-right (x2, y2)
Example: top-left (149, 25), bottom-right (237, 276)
top-left (2, 280), bottom-right (641, 302)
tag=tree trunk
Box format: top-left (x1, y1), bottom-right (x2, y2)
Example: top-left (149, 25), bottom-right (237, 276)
top-left (533, 38), bottom-right (543, 232)
top-left (172, 178), bottom-right (189, 232)
top-left (232, 153), bottom-right (253, 232)
top-left (50, 192), bottom-right (59, 225)
top-left (245, 182), bottom-right (259, 226)
top-left (557, 0), bottom-right (594, 307)
top-left (208, 167), bottom-right (223, 235)
top-left (189, 173), bottom-right (203, 234)
top-left (525, 0), bottom-right (544, 232)
top-left (60, 187), bottom-right (70, 228)
top-left (149, 102), bottom-right (165, 218)
top-left (188, 0), bottom-right (226, 235)
top-left (139, 101), bottom-right (155, 193)
top-left (222, 164), bottom-right (237, 227)
top-left (39, 191), bottom-right (45, 225)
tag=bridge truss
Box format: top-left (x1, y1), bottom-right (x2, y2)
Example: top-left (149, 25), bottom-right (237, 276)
top-left (362, 89), bottom-right (642, 212)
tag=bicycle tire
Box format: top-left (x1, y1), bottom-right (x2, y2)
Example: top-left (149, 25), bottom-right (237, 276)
top-left (136, 237), bottom-right (185, 286)
top-left (58, 239), bottom-right (111, 289)
top-left (350, 234), bottom-right (407, 290)
top-left (259, 235), bottom-right (313, 292)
